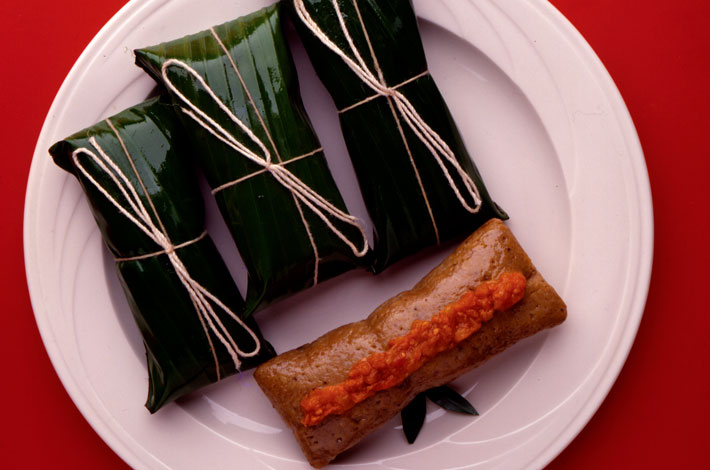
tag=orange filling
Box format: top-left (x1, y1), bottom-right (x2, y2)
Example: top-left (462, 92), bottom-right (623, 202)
top-left (300, 271), bottom-right (527, 426)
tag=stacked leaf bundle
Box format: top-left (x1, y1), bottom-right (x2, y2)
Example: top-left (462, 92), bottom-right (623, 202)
top-left (48, 0), bottom-right (508, 418)
top-left (287, 0), bottom-right (507, 271)
top-left (49, 96), bottom-right (276, 412)
top-left (135, 3), bottom-right (370, 315)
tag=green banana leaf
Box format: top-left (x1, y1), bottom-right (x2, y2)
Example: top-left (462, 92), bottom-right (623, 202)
top-left (286, 0), bottom-right (508, 272)
top-left (50, 96), bottom-right (276, 413)
top-left (134, 3), bottom-right (370, 316)
top-left (401, 386), bottom-right (479, 444)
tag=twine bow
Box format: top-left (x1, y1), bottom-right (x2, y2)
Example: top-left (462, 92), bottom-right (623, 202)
top-left (161, 55), bottom-right (369, 261)
top-left (294, 0), bottom-right (483, 222)
top-left (72, 121), bottom-right (261, 377)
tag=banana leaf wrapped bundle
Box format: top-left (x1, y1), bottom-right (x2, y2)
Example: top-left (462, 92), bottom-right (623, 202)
top-left (49, 96), bottom-right (276, 413)
top-left (287, 0), bottom-right (508, 272)
top-left (134, 3), bottom-right (370, 315)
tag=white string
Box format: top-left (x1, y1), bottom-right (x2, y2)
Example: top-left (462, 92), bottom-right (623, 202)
top-left (338, 70), bottom-right (430, 114)
top-left (208, 27), bottom-right (322, 286)
top-left (293, 0), bottom-right (483, 214)
top-left (116, 230), bottom-right (207, 262)
top-left (210, 147), bottom-right (322, 194)
top-left (160, 58), bottom-right (369, 258)
top-left (71, 130), bottom-right (262, 375)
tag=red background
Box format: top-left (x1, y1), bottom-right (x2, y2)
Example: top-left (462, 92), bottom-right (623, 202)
top-left (2, 1), bottom-right (708, 468)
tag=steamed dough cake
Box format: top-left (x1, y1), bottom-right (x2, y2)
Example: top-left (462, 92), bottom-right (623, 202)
top-left (254, 219), bottom-right (567, 467)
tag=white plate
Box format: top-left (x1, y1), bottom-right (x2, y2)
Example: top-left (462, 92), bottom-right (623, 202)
top-left (24, 0), bottom-right (653, 468)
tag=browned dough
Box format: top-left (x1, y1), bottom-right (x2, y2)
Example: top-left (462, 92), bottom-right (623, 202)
top-left (254, 219), bottom-right (567, 468)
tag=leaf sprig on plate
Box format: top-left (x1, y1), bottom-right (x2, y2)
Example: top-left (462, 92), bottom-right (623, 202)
top-left (401, 385), bottom-right (479, 444)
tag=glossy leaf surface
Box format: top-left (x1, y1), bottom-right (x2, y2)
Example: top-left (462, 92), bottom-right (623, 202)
top-left (49, 96), bottom-right (276, 413)
top-left (426, 385), bottom-right (479, 415)
top-left (287, 0), bottom-right (507, 272)
top-left (135, 4), bottom-right (370, 315)
top-left (401, 385), bottom-right (478, 444)
top-left (401, 391), bottom-right (426, 444)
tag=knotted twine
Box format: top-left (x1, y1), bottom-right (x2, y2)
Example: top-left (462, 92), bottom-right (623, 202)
top-left (161, 27), bottom-right (369, 286)
top-left (71, 119), bottom-right (261, 379)
top-left (294, 0), bottom-right (483, 242)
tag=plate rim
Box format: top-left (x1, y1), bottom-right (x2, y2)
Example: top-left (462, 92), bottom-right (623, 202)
top-left (528, 2), bottom-right (654, 467)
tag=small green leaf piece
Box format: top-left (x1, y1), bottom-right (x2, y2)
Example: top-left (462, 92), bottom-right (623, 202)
top-left (425, 385), bottom-right (479, 415)
top-left (401, 392), bottom-right (427, 444)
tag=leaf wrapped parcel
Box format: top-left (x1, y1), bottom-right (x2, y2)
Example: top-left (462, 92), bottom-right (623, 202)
top-left (135, 3), bottom-right (370, 315)
top-left (50, 96), bottom-right (276, 413)
top-left (287, 0), bottom-right (508, 272)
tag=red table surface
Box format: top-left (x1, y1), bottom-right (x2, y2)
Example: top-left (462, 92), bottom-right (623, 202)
top-left (2, 1), bottom-right (708, 468)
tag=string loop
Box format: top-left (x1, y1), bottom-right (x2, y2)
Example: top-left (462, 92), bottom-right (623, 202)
top-left (293, 0), bottom-right (483, 216)
top-left (160, 34), bottom-right (369, 262)
top-left (72, 123), bottom-right (262, 377)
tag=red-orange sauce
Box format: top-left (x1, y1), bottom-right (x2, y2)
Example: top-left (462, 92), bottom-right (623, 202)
top-left (300, 271), bottom-right (527, 426)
